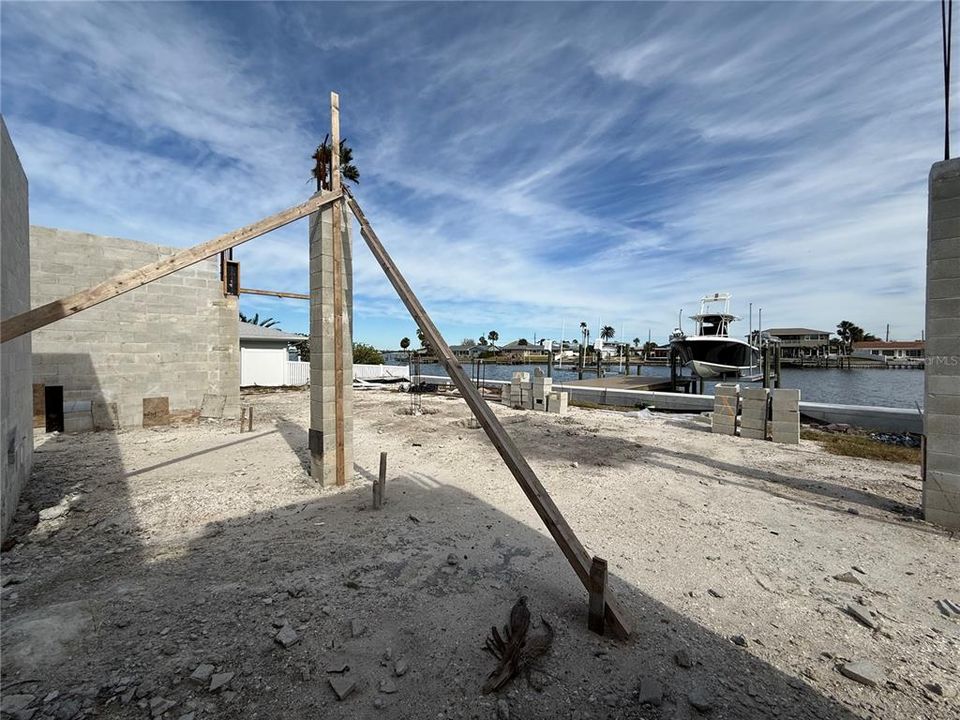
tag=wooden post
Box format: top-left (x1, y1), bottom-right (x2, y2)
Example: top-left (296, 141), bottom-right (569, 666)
top-left (248, 406), bottom-right (254, 432)
top-left (239, 407), bottom-right (247, 433)
top-left (345, 189), bottom-right (630, 638)
top-left (330, 92), bottom-right (347, 487)
top-left (588, 556), bottom-right (608, 635)
top-left (774, 344), bottom-right (782, 389)
top-left (372, 451), bottom-right (387, 509)
top-left (0, 191), bottom-right (340, 343)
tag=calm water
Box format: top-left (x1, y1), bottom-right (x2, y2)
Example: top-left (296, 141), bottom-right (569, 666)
top-left (409, 362), bottom-right (925, 409)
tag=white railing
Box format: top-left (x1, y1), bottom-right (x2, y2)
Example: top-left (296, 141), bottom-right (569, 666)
top-left (284, 361), bottom-right (310, 386)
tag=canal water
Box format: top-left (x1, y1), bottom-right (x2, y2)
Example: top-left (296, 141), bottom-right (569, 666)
top-left (411, 362), bottom-right (925, 410)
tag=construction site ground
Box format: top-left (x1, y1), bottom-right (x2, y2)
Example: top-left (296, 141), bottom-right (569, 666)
top-left (1, 388), bottom-right (957, 720)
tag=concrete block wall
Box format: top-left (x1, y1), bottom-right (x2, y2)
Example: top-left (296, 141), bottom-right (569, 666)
top-left (740, 387), bottom-right (769, 441)
top-left (1, 117), bottom-right (33, 540)
top-left (925, 160), bottom-right (960, 530)
top-left (30, 227), bottom-right (240, 429)
top-left (711, 384), bottom-right (738, 434)
top-left (309, 200), bottom-right (353, 485)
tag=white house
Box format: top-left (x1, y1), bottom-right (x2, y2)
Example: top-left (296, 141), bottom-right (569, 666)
top-left (239, 323), bottom-right (307, 387)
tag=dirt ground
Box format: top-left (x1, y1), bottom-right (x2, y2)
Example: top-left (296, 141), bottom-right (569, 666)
top-left (1, 387), bottom-right (957, 720)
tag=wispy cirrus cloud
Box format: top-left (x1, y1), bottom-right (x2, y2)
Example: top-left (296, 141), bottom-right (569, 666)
top-left (1, 2), bottom-right (940, 346)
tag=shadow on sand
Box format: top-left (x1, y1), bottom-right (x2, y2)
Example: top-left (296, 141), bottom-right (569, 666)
top-left (2, 415), bottom-right (876, 720)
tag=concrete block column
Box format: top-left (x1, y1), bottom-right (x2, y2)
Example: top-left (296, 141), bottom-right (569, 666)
top-left (309, 199), bottom-right (353, 485)
top-left (925, 160), bottom-right (960, 529)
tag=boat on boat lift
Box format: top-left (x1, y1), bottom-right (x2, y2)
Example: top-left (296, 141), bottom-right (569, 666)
top-left (669, 292), bottom-right (759, 379)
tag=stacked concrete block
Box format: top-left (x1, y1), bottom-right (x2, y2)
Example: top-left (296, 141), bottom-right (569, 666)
top-left (532, 370), bottom-right (552, 412)
top-left (309, 199), bottom-right (353, 485)
top-left (770, 388), bottom-right (801, 444)
top-left (740, 387), bottom-right (769, 440)
top-left (924, 159), bottom-right (960, 529)
top-left (711, 384), bottom-right (739, 434)
top-left (507, 371), bottom-right (529, 408)
top-left (1, 117), bottom-right (33, 540)
top-left (30, 227), bottom-right (240, 429)
top-left (547, 391), bottom-right (569, 414)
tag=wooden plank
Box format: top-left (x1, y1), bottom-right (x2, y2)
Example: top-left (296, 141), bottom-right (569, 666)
top-left (330, 91), bottom-right (346, 487)
top-left (588, 556), bottom-right (608, 635)
top-left (344, 188), bottom-right (630, 638)
top-left (0, 190), bottom-right (341, 344)
top-left (239, 288), bottom-right (309, 300)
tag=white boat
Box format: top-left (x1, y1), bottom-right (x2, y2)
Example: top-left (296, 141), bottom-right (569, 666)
top-left (669, 293), bottom-right (759, 378)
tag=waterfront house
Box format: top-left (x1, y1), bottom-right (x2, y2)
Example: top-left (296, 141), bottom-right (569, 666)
top-left (765, 327), bottom-right (832, 360)
top-left (853, 340), bottom-right (925, 363)
top-left (449, 342), bottom-right (484, 360)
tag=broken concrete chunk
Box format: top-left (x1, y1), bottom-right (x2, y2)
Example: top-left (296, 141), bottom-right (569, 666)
top-left (326, 657), bottom-right (350, 674)
top-left (394, 657), bottom-right (409, 677)
top-left (839, 661), bottom-right (885, 687)
top-left (378, 679), bottom-right (398, 694)
top-left (833, 571), bottom-right (863, 586)
top-left (674, 648), bottom-right (693, 668)
top-left (39, 504), bottom-right (68, 521)
top-left (189, 663), bottom-right (215, 684)
top-left (638, 677), bottom-right (663, 706)
top-left (329, 675), bottom-right (357, 701)
top-left (209, 672), bottom-right (234, 692)
top-left (845, 604), bottom-right (877, 630)
top-left (274, 624), bottom-right (299, 648)
top-left (149, 696), bottom-right (177, 717)
top-left (688, 687), bottom-right (713, 712)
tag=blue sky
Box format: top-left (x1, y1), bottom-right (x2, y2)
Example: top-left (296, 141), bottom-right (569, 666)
top-left (1, 2), bottom-right (941, 348)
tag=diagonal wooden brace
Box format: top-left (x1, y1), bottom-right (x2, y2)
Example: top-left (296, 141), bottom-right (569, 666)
top-left (0, 190), bottom-right (341, 343)
top-left (345, 187), bottom-right (630, 639)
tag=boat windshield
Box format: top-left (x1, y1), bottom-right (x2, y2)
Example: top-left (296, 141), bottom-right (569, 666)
top-left (698, 314), bottom-right (728, 336)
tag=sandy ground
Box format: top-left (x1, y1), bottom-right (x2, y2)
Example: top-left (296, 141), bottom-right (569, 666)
top-left (1, 387), bottom-right (957, 720)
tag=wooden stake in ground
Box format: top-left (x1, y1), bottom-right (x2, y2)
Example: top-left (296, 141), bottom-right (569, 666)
top-left (0, 191), bottom-right (341, 343)
top-left (588, 556), bottom-right (608, 635)
top-left (345, 188), bottom-right (630, 638)
top-left (372, 451), bottom-right (387, 510)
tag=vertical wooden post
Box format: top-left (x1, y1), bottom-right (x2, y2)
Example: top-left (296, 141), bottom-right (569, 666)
top-left (376, 451), bottom-right (387, 507)
top-left (588, 556), bottom-right (608, 635)
top-left (239, 407), bottom-right (247, 433)
top-left (248, 406), bottom-right (254, 432)
top-left (331, 91), bottom-right (346, 486)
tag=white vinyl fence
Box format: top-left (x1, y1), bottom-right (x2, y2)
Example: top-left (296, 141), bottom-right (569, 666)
top-left (285, 361), bottom-right (310, 386)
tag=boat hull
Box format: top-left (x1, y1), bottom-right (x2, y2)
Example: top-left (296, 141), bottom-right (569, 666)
top-left (671, 337), bottom-right (758, 378)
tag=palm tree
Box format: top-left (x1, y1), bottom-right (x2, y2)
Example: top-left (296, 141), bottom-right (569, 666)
top-left (487, 330), bottom-right (499, 348)
top-left (239, 312), bottom-right (279, 328)
top-left (478, 336), bottom-right (488, 346)
top-left (416, 327), bottom-right (427, 348)
top-left (600, 325), bottom-right (615, 342)
top-left (836, 321), bottom-right (864, 354)
top-left (642, 341), bottom-right (658, 359)
top-left (399, 337), bottom-right (410, 360)
top-left (633, 337), bottom-right (641, 349)
top-left (311, 136), bottom-right (360, 191)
